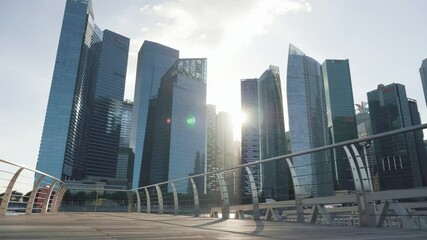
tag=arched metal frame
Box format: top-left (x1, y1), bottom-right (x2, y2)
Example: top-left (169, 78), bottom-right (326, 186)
top-left (144, 188), bottom-right (151, 214)
top-left (350, 144), bottom-right (372, 191)
top-left (344, 144), bottom-right (376, 227)
top-left (171, 182), bottom-right (179, 215)
top-left (155, 185), bottom-right (163, 214)
top-left (216, 172), bottom-right (230, 220)
top-left (189, 178), bottom-right (200, 217)
top-left (135, 190), bottom-right (141, 213)
top-left (41, 180), bottom-right (58, 214)
top-left (343, 145), bottom-right (363, 192)
top-left (50, 183), bottom-right (66, 213)
top-left (25, 175), bottom-right (45, 214)
top-left (286, 158), bottom-right (304, 223)
top-left (244, 166), bottom-right (260, 220)
top-left (0, 167), bottom-right (24, 215)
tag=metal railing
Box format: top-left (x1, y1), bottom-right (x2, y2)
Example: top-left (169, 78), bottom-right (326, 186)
top-left (129, 123), bottom-right (427, 229)
top-left (0, 159), bottom-right (66, 215)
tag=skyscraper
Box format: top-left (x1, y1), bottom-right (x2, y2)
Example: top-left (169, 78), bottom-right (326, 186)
top-left (216, 112), bottom-right (234, 170)
top-left (148, 58), bottom-right (207, 193)
top-left (368, 83), bottom-right (426, 190)
top-left (258, 65), bottom-right (289, 200)
top-left (116, 100), bottom-right (133, 181)
top-left (286, 44), bottom-right (333, 197)
top-left (85, 30), bottom-right (130, 179)
top-left (130, 41), bottom-right (179, 188)
top-left (322, 59), bottom-right (358, 191)
top-left (419, 59), bottom-right (427, 107)
top-left (36, 0), bottom-right (129, 181)
top-left (240, 78), bottom-right (261, 200)
top-left (206, 104), bottom-right (217, 193)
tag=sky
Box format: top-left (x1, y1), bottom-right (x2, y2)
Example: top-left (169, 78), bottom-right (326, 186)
top-left (1, 0), bottom-right (427, 171)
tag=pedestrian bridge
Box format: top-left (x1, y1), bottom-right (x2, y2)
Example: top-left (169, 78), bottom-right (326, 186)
top-left (1, 212), bottom-right (426, 239)
top-left (1, 124), bottom-right (427, 238)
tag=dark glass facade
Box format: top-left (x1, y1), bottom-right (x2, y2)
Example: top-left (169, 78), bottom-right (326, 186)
top-left (148, 59), bottom-right (207, 193)
top-left (322, 59), bottom-right (358, 191)
top-left (240, 79), bottom-right (261, 199)
top-left (130, 41), bottom-right (179, 188)
top-left (258, 66), bottom-right (290, 200)
top-left (85, 30), bottom-right (130, 179)
top-left (368, 83), bottom-right (424, 190)
top-left (116, 101), bottom-right (133, 181)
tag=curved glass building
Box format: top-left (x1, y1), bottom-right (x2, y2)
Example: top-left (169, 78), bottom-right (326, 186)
top-left (258, 65), bottom-right (289, 200)
top-left (286, 44), bottom-right (333, 197)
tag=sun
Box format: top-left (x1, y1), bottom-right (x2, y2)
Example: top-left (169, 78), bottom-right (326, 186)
top-left (232, 111), bottom-right (247, 141)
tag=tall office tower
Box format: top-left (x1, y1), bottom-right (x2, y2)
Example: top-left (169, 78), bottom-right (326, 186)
top-left (419, 59), bottom-right (427, 107)
top-left (116, 100), bottom-right (133, 182)
top-left (216, 112), bottom-right (234, 170)
top-left (216, 112), bottom-right (235, 192)
top-left (322, 59), bottom-right (358, 191)
top-left (36, 0), bottom-right (129, 181)
top-left (408, 99), bottom-right (427, 186)
top-left (149, 59), bottom-right (207, 193)
top-left (368, 83), bottom-right (426, 190)
top-left (287, 44), bottom-right (332, 197)
top-left (85, 30), bottom-right (130, 179)
top-left (130, 41), bottom-right (179, 188)
top-left (240, 78), bottom-right (261, 200)
top-left (258, 66), bottom-right (288, 200)
top-left (206, 104), bottom-right (218, 193)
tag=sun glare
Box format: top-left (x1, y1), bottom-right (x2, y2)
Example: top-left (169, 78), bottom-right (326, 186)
top-left (232, 111), bottom-right (247, 141)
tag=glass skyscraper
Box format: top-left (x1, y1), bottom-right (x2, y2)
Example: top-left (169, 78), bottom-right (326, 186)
top-left (206, 104), bottom-right (217, 193)
top-left (36, 0), bottom-right (130, 182)
top-left (258, 65), bottom-right (289, 200)
top-left (322, 59), bottom-right (358, 191)
top-left (240, 78), bottom-right (261, 199)
top-left (85, 30), bottom-right (130, 179)
top-left (130, 41), bottom-right (179, 188)
top-left (148, 58), bottom-right (207, 193)
top-left (419, 59), bottom-right (427, 108)
top-left (368, 83), bottom-right (426, 190)
top-left (286, 44), bottom-right (333, 197)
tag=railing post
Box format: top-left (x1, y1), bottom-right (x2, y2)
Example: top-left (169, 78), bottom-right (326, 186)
top-left (245, 166), bottom-right (260, 220)
top-left (52, 186), bottom-right (67, 213)
top-left (50, 183), bottom-right (65, 213)
top-left (144, 188), bottom-right (151, 214)
top-left (0, 167), bottom-right (24, 215)
top-left (41, 180), bottom-right (58, 214)
top-left (189, 178), bottom-right (199, 217)
top-left (216, 172), bottom-right (230, 220)
top-left (286, 158), bottom-right (304, 223)
top-left (171, 182), bottom-right (179, 215)
top-left (135, 190), bottom-right (141, 213)
top-left (25, 175), bottom-right (44, 215)
top-left (155, 185), bottom-right (163, 214)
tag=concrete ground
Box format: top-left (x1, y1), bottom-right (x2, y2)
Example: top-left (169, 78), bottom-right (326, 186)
top-left (0, 212), bottom-right (426, 239)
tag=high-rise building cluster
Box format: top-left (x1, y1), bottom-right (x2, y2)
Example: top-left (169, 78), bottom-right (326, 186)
top-left (36, 0), bottom-right (427, 198)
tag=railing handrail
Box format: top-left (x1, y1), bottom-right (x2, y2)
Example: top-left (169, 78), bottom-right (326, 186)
top-left (0, 158), bottom-right (64, 185)
top-left (132, 123), bottom-right (427, 191)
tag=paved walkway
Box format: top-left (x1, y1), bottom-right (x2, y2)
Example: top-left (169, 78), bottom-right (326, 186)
top-left (1, 212), bottom-right (426, 239)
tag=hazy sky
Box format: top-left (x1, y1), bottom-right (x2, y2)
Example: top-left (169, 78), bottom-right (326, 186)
top-left (1, 0), bottom-right (427, 170)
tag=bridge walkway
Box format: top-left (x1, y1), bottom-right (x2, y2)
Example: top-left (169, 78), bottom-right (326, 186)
top-left (1, 212), bottom-right (426, 239)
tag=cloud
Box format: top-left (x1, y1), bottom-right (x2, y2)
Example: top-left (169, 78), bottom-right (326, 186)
top-left (138, 0), bottom-right (312, 48)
